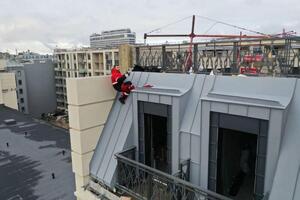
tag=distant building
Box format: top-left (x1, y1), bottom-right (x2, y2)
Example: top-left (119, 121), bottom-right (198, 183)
top-left (23, 60), bottom-right (57, 117)
top-left (5, 61), bottom-right (29, 113)
top-left (53, 45), bottom-right (133, 113)
top-left (5, 60), bottom-right (57, 117)
top-left (17, 50), bottom-right (53, 62)
top-left (90, 28), bottom-right (136, 49)
top-left (0, 71), bottom-right (18, 110)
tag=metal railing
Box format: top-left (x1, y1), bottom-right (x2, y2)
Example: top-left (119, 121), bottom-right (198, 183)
top-left (115, 146), bottom-right (232, 200)
top-left (135, 37), bottom-right (300, 77)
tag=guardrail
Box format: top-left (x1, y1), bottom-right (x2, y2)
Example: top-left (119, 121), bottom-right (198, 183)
top-left (115, 146), bottom-right (232, 200)
top-left (135, 37), bottom-right (300, 77)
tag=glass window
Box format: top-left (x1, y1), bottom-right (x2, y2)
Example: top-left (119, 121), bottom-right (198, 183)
top-left (20, 98), bottom-right (24, 103)
top-left (18, 80), bottom-right (22, 85)
top-left (19, 89), bottom-right (23, 94)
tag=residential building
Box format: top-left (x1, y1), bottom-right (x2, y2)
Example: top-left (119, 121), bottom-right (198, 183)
top-left (5, 61), bottom-right (29, 113)
top-left (0, 72), bottom-right (18, 110)
top-left (90, 29), bottom-right (136, 49)
top-left (54, 45), bottom-right (133, 113)
top-left (17, 50), bottom-right (53, 62)
top-left (67, 73), bottom-right (300, 200)
top-left (4, 60), bottom-right (57, 117)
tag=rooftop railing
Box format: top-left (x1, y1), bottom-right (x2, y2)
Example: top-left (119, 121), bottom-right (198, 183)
top-left (135, 37), bottom-right (300, 77)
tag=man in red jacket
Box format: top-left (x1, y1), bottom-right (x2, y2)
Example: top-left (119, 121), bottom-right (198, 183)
top-left (111, 66), bottom-right (135, 104)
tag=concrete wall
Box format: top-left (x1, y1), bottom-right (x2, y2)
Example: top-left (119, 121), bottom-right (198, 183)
top-left (0, 72), bottom-right (18, 109)
top-left (67, 76), bottom-right (116, 200)
top-left (24, 60), bottom-right (57, 118)
top-left (119, 44), bottom-right (134, 73)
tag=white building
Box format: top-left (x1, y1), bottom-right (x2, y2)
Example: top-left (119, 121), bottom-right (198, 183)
top-left (17, 50), bottom-right (53, 62)
top-left (90, 29), bottom-right (136, 49)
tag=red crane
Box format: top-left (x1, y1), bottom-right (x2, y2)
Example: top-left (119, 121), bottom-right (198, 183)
top-left (144, 15), bottom-right (271, 72)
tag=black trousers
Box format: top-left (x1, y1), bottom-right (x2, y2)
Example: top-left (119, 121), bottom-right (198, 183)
top-left (113, 75), bottom-right (126, 92)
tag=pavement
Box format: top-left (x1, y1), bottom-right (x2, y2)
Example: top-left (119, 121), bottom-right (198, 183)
top-left (0, 106), bottom-right (75, 200)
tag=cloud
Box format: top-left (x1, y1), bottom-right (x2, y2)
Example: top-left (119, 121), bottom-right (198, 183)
top-left (0, 0), bottom-right (299, 54)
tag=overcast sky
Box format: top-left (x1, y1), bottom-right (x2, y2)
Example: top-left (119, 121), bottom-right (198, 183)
top-left (0, 0), bottom-right (299, 54)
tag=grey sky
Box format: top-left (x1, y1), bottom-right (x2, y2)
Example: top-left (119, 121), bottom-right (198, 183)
top-left (0, 0), bottom-right (299, 54)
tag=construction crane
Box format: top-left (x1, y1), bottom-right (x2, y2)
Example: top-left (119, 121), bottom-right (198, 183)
top-left (144, 15), bottom-right (272, 72)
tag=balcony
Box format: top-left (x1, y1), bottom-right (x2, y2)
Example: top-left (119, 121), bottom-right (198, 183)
top-left (78, 67), bottom-right (87, 72)
top-left (114, 147), bottom-right (231, 200)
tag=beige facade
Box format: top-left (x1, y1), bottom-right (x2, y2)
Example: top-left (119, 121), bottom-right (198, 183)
top-left (67, 76), bottom-right (121, 200)
top-left (0, 72), bottom-right (18, 110)
top-left (54, 45), bottom-right (133, 112)
top-left (0, 59), bottom-right (6, 71)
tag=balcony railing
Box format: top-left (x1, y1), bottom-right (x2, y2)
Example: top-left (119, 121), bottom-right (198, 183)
top-left (115, 146), bottom-right (232, 200)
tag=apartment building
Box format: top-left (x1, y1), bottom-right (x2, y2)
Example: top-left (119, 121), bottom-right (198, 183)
top-left (0, 70), bottom-right (18, 110)
top-left (54, 45), bottom-right (133, 112)
top-left (5, 61), bottom-right (29, 113)
top-left (90, 29), bottom-right (136, 49)
top-left (4, 60), bottom-right (56, 117)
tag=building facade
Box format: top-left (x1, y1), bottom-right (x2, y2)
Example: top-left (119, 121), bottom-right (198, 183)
top-left (0, 72), bottom-right (18, 110)
top-left (54, 48), bottom-right (120, 112)
top-left (17, 50), bottom-right (53, 62)
top-left (90, 29), bottom-right (135, 49)
top-left (5, 61), bottom-right (29, 113)
top-left (67, 72), bottom-right (300, 200)
top-left (5, 59), bottom-right (57, 117)
top-left (23, 60), bottom-right (57, 118)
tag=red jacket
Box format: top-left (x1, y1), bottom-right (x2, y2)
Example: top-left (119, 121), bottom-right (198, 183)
top-left (111, 67), bottom-right (123, 85)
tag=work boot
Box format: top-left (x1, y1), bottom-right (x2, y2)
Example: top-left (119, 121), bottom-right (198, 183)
top-left (119, 97), bottom-right (125, 104)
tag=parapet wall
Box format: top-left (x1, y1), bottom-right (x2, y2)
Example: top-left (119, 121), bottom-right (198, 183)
top-left (66, 76), bottom-right (116, 200)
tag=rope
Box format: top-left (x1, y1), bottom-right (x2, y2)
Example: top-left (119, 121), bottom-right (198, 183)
top-left (195, 15), bottom-right (270, 36)
top-left (147, 16), bottom-right (192, 34)
top-left (203, 22), bottom-right (219, 34)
